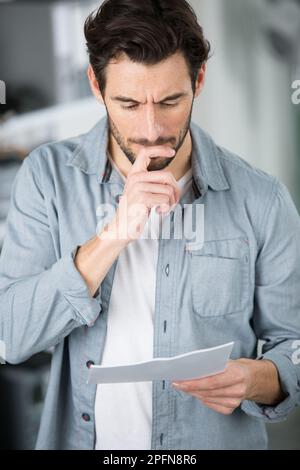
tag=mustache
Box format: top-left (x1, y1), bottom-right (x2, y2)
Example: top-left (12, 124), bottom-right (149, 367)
top-left (128, 138), bottom-right (176, 146)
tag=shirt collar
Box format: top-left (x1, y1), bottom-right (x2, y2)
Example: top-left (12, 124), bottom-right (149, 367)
top-left (66, 114), bottom-right (230, 194)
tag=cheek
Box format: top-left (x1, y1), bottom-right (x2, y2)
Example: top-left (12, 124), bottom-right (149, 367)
top-left (109, 110), bottom-right (134, 138)
top-left (166, 106), bottom-right (191, 128)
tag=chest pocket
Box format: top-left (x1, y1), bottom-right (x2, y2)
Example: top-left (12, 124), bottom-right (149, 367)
top-left (186, 238), bottom-right (250, 317)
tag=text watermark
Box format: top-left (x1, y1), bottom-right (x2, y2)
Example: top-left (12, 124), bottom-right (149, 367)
top-left (291, 80), bottom-right (300, 105)
top-left (292, 340), bottom-right (300, 365)
top-left (0, 80), bottom-right (6, 105)
top-left (96, 201), bottom-right (204, 246)
top-left (0, 340), bottom-right (6, 365)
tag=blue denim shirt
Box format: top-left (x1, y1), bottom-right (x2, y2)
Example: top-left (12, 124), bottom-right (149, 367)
top-left (0, 115), bottom-right (300, 450)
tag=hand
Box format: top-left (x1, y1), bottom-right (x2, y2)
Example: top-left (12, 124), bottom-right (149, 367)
top-left (104, 146), bottom-right (181, 244)
top-left (172, 359), bottom-right (253, 415)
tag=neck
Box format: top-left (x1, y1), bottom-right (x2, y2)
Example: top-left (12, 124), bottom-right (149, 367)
top-left (108, 131), bottom-right (192, 182)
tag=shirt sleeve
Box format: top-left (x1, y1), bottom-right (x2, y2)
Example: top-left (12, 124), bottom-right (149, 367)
top-left (0, 153), bottom-right (102, 365)
top-left (241, 179), bottom-right (300, 422)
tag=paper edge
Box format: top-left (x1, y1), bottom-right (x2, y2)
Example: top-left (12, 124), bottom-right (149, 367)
top-left (89, 341), bottom-right (234, 370)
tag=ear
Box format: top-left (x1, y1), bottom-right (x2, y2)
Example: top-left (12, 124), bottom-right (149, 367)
top-left (87, 64), bottom-right (104, 104)
top-left (194, 63), bottom-right (206, 98)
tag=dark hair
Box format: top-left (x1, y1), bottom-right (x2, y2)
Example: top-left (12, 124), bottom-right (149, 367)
top-left (84, 0), bottom-right (211, 95)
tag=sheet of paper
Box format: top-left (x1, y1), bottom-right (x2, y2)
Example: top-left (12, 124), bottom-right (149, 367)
top-left (88, 342), bottom-right (234, 384)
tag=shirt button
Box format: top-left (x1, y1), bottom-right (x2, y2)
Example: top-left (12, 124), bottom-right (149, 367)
top-left (82, 413), bottom-right (91, 422)
top-left (165, 264), bottom-right (170, 276)
top-left (86, 360), bottom-right (95, 369)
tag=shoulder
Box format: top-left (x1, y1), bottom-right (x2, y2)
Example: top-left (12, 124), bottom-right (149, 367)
top-left (217, 143), bottom-right (278, 196)
top-left (26, 134), bottom-right (82, 172)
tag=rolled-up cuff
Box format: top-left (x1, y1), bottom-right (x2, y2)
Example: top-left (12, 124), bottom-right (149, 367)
top-left (50, 247), bottom-right (102, 327)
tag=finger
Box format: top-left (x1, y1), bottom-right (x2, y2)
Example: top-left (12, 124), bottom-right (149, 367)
top-left (134, 182), bottom-right (176, 207)
top-left (140, 193), bottom-right (172, 210)
top-left (184, 392), bottom-right (236, 414)
top-left (182, 391), bottom-right (236, 415)
top-left (135, 172), bottom-right (181, 204)
top-left (176, 388), bottom-right (241, 409)
top-left (131, 146), bottom-right (176, 175)
top-left (173, 373), bottom-right (242, 392)
top-left (196, 395), bottom-right (241, 409)
top-left (201, 401), bottom-right (236, 416)
top-left (196, 384), bottom-right (246, 399)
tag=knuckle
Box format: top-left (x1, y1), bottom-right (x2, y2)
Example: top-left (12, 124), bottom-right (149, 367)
top-left (167, 186), bottom-right (174, 198)
top-left (137, 193), bottom-right (146, 204)
top-left (208, 383), bottom-right (217, 391)
top-left (167, 173), bottom-right (176, 185)
top-left (134, 182), bottom-right (143, 193)
top-left (130, 172), bottom-right (141, 183)
top-left (127, 176), bottom-right (135, 188)
top-left (232, 399), bottom-right (241, 408)
top-left (131, 171), bottom-right (144, 183)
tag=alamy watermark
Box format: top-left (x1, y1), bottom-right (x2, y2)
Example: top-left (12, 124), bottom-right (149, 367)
top-left (292, 340), bottom-right (300, 365)
top-left (96, 200), bottom-right (204, 247)
top-left (291, 80), bottom-right (300, 105)
top-left (0, 340), bottom-right (6, 365)
top-left (0, 80), bottom-right (6, 105)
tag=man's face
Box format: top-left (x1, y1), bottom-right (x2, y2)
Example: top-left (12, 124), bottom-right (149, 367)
top-left (99, 52), bottom-right (199, 171)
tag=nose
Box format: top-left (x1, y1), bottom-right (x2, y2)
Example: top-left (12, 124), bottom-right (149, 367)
top-left (140, 104), bottom-right (164, 144)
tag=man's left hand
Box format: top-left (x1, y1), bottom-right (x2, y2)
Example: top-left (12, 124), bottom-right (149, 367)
top-left (172, 358), bottom-right (283, 415)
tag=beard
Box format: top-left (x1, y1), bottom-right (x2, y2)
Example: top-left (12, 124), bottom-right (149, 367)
top-left (106, 103), bottom-right (194, 172)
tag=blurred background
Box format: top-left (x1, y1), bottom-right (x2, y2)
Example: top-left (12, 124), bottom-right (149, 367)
top-left (0, 0), bottom-right (300, 450)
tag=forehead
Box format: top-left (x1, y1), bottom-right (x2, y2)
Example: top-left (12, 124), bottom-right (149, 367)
top-left (105, 51), bottom-right (191, 97)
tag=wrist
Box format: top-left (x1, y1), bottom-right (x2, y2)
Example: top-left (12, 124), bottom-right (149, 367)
top-left (238, 358), bottom-right (285, 405)
top-left (236, 358), bottom-right (257, 400)
top-left (97, 220), bottom-right (130, 250)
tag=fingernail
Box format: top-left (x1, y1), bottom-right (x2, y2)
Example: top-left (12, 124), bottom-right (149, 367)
top-left (172, 382), bottom-right (181, 388)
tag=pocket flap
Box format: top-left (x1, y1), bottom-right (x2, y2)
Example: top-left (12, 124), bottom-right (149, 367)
top-left (186, 237), bottom-right (249, 260)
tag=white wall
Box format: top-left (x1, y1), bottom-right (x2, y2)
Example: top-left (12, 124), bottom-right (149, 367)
top-left (190, 0), bottom-right (297, 196)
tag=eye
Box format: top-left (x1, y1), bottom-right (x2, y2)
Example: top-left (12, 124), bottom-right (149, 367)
top-left (121, 102), bottom-right (178, 110)
top-left (161, 102), bottom-right (178, 108)
top-left (121, 104), bottom-right (138, 110)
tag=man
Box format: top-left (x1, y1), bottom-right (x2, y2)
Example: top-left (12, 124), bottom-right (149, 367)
top-left (0, 0), bottom-right (299, 450)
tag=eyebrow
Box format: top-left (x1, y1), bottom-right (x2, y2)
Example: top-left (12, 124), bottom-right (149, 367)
top-left (110, 92), bottom-right (188, 104)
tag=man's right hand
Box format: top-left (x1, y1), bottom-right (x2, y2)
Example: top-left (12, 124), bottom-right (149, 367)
top-left (76, 146), bottom-right (181, 297)
top-left (102, 146), bottom-right (181, 244)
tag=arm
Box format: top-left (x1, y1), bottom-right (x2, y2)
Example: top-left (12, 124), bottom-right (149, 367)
top-left (0, 154), bottom-right (123, 364)
top-left (241, 179), bottom-right (300, 420)
top-left (0, 144), bottom-right (178, 365)
top-left (74, 221), bottom-right (127, 298)
top-left (173, 180), bottom-right (300, 420)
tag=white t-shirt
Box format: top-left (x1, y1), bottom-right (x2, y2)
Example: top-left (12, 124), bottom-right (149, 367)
top-left (94, 155), bottom-right (193, 450)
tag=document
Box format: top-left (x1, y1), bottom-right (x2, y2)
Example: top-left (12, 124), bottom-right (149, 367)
top-left (88, 342), bottom-right (234, 384)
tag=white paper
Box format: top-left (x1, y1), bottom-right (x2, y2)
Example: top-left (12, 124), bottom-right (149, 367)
top-left (88, 342), bottom-right (234, 384)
